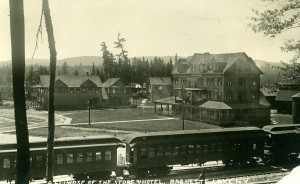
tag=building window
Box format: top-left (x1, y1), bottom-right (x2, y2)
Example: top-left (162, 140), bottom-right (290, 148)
top-left (192, 65), bottom-right (195, 71)
top-left (174, 78), bottom-right (178, 84)
top-left (165, 146), bottom-right (172, 156)
top-left (239, 78), bottom-right (246, 86)
top-left (76, 89), bottom-right (80, 94)
top-left (82, 88), bottom-right (86, 94)
top-left (238, 91), bottom-right (246, 100)
top-left (70, 88), bottom-right (74, 94)
top-left (88, 88), bottom-right (92, 94)
top-left (218, 78), bottom-right (223, 86)
top-left (227, 91), bottom-right (233, 100)
top-left (226, 81), bottom-right (232, 86)
top-left (217, 91), bottom-right (222, 100)
top-left (253, 81), bottom-right (256, 86)
top-left (95, 88), bottom-right (99, 93)
top-left (252, 93), bottom-right (256, 99)
top-left (112, 88), bottom-right (116, 94)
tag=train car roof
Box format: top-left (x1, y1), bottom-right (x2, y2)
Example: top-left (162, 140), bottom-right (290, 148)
top-left (262, 124), bottom-right (300, 133)
top-left (121, 127), bottom-right (262, 144)
top-left (0, 143), bottom-right (123, 153)
top-left (0, 135), bottom-right (123, 149)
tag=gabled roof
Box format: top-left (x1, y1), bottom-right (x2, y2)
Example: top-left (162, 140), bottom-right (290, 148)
top-left (102, 78), bottom-right (121, 88)
top-left (149, 77), bottom-right (172, 86)
top-left (275, 90), bottom-right (300, 101)
top-left (39, 75), bottom-right (102, 87)
top-left (172, 52), bottom-right (263, 75)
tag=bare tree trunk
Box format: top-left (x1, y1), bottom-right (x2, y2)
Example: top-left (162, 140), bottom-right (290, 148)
top-left (9, 0), bottom-right (30, 183)
top-left (43, 0), bottom-right (57, 183)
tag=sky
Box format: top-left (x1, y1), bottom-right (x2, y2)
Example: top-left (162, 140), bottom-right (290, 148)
top-left (0, 0), bottom-right (299, 62)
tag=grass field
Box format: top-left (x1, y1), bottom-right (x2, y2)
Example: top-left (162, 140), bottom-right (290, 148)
top-left (271, 113), bottom-right (293, 124)
top-left (28, 126), bottom-right (119, 138)
top-left (64, 107), bottom-right (169, 123)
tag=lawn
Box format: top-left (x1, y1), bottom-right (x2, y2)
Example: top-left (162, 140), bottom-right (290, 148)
top-left (28, 118), bottom-right (220, 138)
top-left (64, 107), bottom-right (168, 123)
top-left (271, 113), bottom-right (293, 124)
top-left (73, 119), bottom-right (220, 132)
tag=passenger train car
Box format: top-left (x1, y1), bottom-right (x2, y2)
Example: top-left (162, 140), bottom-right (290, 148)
top-left (263, 124), bottom-right (300, 164)
top-left (1, 124), bottom-right (300, 181)
top-left (0, 135), bottom-right (123, 181)
top-left (121, 127), bottom-right (265, 176)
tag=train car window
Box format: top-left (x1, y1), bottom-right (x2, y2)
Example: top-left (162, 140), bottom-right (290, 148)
top-left (76, 153), bottom-right (83, 163)
top-left (188, 145), bottom-right (194, 154)
top-left (181, 145), bottom-right (187, 155)
top-left (224, 143), bottom-right (230, 152)
top-left (36, 155), bottom-right (43, 167)
top-left (56, 154), bottom-right (64, 165)
top-left (203, 145), bottom-right (208, 152)
top-left (3, 158), bottom-right (10, 169)
top-left (95, 152), bottom-right (102, 161)
top-left (67, 153), bottom-right (73, 164)
top-left (217, 143), bottom-right (223, 152)
top-left (140, 147), bottom-right (147, 158)
top-left (195, 145), bottom-right (201, 154)
top-left (210, 143), bottom-right (216, 152)
top-left (173, 146), bottom-right (180, 156)
top-left (105, 150), bottom-right (111, 160)
top-left (86, 152), bottom-right (93, 162)
top-left (148, 148), bottom-right (155, 158)
top-left (156, 147), bottom-right (163, 157)
top-left (253, 143), bottom-right (256, 150)
top-left (165, 146), bottom-right (172, 156)
top-left (13, 158), bottom-right (16, 168)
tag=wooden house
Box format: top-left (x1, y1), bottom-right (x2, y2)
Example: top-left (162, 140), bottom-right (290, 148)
top-left (148, 77), bottom-right (172, 101)
top-left (102, 78), bottom-right (131, 106)
top-left (31, 75), bottom-right (108, 110)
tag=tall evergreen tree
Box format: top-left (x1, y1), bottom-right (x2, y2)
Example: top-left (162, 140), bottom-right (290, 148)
top-left (91, 62), bottom-right (96, 76)
top-left (101, 42), bottom-right (115, 80)
top-left (61, 61), bottom-right (68, 75)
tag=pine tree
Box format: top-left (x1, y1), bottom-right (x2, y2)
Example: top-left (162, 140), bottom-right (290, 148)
top-left (91, 62), bottom-right (96, 76)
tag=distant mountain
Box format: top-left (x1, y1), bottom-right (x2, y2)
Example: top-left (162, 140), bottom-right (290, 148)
top-left (254, 60), bottom-right (283, 86)
top-left (0, 56), bottom-right (103, 66)
top-left (0, 56), bottom-right (182, 66)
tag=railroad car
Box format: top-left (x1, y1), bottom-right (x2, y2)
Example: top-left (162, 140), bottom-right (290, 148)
top-left (0, 135), bottom-right (124, 182)
top-left (262, 124), bottom-right (300, 164)
top-left (121, 127), bottom-right (265, 176)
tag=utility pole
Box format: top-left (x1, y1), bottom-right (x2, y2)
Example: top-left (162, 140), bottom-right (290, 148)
top-left (88, 100), bottom-right (91, 125)
top-left (181, 85), bottom-right (184, 130)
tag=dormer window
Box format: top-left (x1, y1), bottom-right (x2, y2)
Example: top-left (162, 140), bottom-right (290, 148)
top-left (192, 65), bottom-right (195, 72)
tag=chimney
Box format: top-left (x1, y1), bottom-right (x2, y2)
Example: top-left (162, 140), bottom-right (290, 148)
top-left (86, 72), bottom-right (89, 76)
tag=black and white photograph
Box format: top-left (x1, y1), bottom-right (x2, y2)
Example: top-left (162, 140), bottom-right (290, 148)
top-left (0, 0), bottom-right (300, 183)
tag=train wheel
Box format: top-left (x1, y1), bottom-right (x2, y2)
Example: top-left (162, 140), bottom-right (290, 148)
top-left (153, 166), bottom-right (171, 176)
top-left (73, 173), bottom-right (88, 181)
top-left (136, 169), bottom-right (149, 178)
